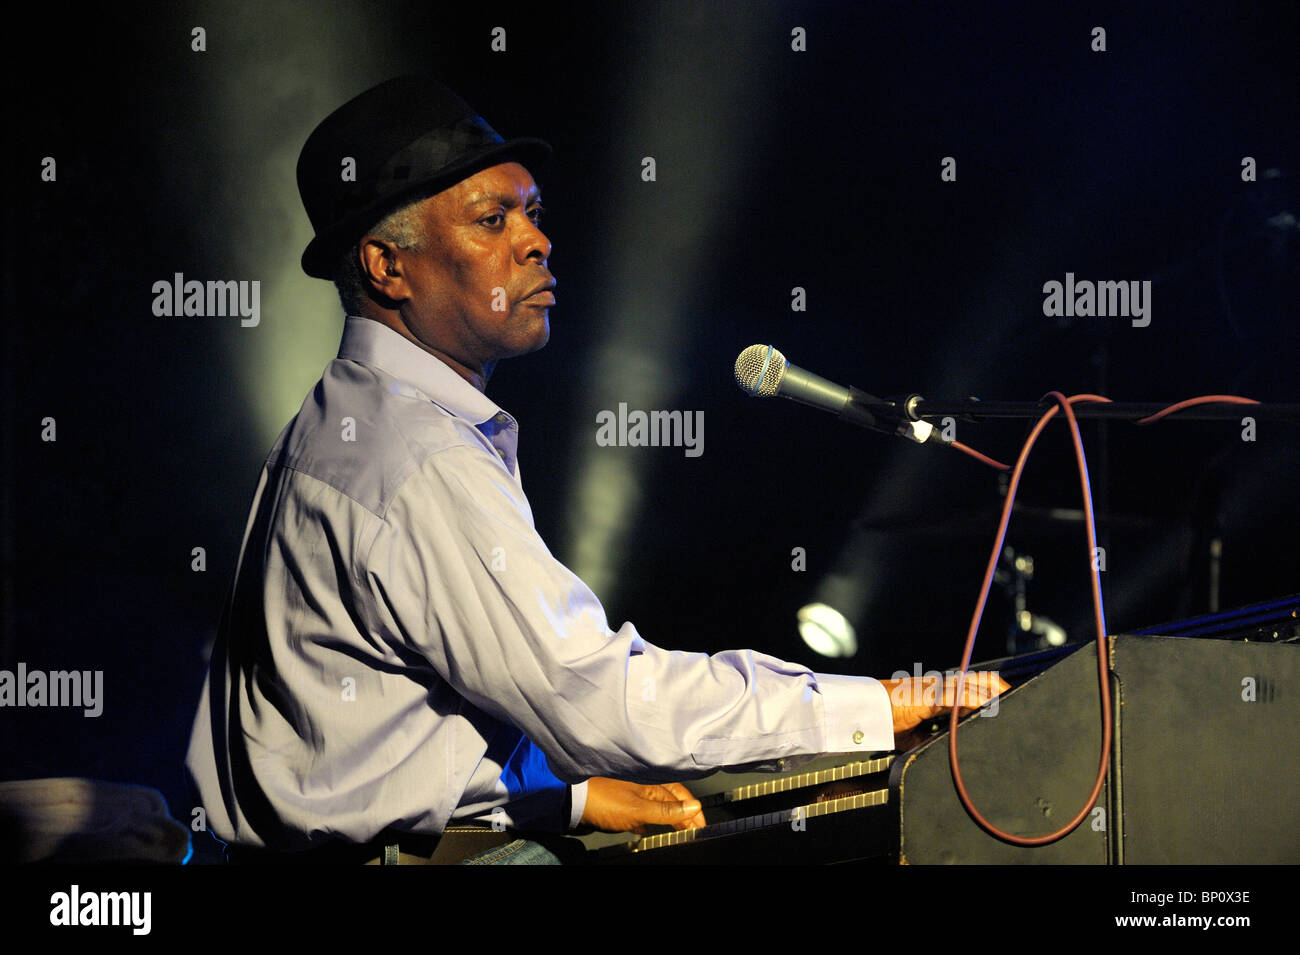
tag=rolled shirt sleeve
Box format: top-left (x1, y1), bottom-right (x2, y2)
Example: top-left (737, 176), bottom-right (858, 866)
top-left (365, 435), bottom-right (895, 788)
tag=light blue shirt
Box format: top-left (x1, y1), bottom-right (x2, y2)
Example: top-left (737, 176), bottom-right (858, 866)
top-left (185, 316), bottom-right (894, 850)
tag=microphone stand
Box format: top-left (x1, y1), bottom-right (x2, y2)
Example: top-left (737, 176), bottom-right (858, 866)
top-left (898, 397), bottom-right (1300, 422)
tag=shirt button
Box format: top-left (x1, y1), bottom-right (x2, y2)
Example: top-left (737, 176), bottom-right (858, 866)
top-left (852, 730), bottom-right (865, 745)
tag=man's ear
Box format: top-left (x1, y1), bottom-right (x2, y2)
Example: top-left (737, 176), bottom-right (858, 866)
top-left (359, 237), bottom-right (407, 302)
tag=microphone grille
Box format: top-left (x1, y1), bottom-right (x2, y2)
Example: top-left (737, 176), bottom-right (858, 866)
top-left (734, 344), bottom-right (787, 397)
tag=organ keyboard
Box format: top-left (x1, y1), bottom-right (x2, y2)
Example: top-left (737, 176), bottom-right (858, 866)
top-left (601, 756), bottom-right (893, 859)
top-left (589, 612), bottom-right (1300, 864)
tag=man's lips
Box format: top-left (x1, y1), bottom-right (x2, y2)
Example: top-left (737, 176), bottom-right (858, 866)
top-left (522, 280), bottom-right (557, 305)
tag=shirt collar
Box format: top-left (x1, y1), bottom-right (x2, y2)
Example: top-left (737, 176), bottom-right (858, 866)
top-left (337, 316), bottom-right (520, 475)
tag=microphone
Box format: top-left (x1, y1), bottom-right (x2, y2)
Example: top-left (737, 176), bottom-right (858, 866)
top-left (733, 344), bottom-right (941, 445)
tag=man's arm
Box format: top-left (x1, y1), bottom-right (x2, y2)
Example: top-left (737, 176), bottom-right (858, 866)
top-left (366, 442), bottom-right (894, 785)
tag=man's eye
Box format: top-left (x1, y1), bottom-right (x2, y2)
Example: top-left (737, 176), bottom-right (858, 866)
top-left (481, 214), bottom-right (504, 227)
top-left (528, 205), bottom-right (545, 224)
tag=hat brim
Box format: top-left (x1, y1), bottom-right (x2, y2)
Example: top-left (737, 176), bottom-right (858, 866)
top-left (301, 137), bottom-right (552, 280)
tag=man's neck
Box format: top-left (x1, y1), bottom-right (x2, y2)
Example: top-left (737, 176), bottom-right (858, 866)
top-left (356, 310), bottom-right (493, 392)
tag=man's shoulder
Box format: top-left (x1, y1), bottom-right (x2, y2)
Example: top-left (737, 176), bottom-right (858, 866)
top-left (272, 358), bottom-right (496, 517)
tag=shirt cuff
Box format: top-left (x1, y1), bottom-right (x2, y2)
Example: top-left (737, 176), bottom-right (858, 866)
top-left (567, 781), bottom-right (588, 830)
top-left (815, 673), bottom-right (895, 752)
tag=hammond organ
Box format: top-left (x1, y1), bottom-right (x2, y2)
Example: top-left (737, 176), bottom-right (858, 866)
top-left (590, 607), bottom-right (1300, 864)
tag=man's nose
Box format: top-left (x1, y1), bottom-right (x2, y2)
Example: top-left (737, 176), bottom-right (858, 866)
top-left (515, 219), bottom-right (551, 263)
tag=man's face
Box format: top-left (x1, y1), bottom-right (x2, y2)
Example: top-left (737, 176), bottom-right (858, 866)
top-left (395, 162), bottom-right (553, 374)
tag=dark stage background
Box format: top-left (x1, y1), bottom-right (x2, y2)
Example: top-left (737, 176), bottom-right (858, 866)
top-left (3, 1), bottom-right (1297, 842)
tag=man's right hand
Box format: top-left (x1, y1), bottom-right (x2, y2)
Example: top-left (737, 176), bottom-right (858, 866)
top-left (879, 672), bottom-right (1011, 739)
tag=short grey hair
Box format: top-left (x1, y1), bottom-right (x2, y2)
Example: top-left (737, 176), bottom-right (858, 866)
top-left (332, 193), bottom-right (433, 315)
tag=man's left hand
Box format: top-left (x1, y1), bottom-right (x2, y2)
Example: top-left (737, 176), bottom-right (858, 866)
top-left (580, 777), bottom-right (706, 834)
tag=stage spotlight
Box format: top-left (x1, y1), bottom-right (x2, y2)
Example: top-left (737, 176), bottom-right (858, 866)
top-left (560, 11), bottom-right (761, 606)
top-left (797, 602), bottom-right (858, 658)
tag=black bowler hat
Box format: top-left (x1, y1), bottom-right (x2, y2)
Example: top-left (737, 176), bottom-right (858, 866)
top-left (297, 75), bottom-right (552, 279)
